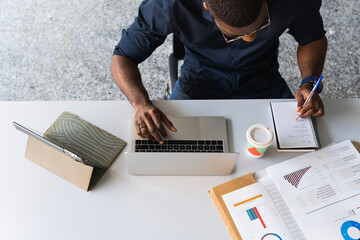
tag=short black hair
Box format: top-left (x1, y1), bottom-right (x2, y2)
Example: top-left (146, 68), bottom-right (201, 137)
top-left (206, 0), bottom-right (264, 28)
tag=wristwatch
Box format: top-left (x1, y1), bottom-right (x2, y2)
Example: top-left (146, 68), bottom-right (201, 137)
top-left (299, 75), bottom-right (323, 94)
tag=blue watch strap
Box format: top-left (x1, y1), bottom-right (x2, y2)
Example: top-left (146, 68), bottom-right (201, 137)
top-left (299, 76), bottom-right (317, 88)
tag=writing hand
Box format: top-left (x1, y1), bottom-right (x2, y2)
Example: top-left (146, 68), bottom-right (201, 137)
top-left (295, 83), bottom-right (324, 118)
top-left (134, 103), bottom-right (177, 144)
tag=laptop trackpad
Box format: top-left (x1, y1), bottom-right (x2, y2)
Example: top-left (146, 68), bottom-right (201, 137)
top-left (166, 117), bottom-right (226, 140)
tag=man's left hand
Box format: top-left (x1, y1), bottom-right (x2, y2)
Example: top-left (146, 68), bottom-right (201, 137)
top-left (295, 83), bottom-right (324, 118)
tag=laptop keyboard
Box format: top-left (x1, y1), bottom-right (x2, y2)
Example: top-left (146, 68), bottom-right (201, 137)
top-left (135, 140), bottom-right (224, 153)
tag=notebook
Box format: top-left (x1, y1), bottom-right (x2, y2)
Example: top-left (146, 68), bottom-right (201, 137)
top-left (125, 116), bottom-right (239, 175)
top-left (270, 101), bottom-right (320, 152)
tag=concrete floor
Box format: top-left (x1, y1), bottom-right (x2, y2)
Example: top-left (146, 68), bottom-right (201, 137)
top-left (0, 0), bottom-right (359, 101)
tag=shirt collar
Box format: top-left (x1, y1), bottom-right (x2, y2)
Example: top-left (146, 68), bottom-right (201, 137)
top-left (202, 0), bottom-right (214, 22)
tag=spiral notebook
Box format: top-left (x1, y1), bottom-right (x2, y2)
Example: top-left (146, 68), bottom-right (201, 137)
top-left (270, 101), bottom-right (320, 152)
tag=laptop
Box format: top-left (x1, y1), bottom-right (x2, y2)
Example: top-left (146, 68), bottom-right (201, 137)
top-left (125, 116), bottom-right (239, 175)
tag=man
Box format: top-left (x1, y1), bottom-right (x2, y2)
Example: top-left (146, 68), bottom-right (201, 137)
top-left (111, 0), bottom-right (327, 144)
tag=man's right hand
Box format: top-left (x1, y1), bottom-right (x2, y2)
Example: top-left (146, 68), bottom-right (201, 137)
top-left (134, 103), bottom-right (177, 144)
top-left (110, 55), bottom-right (176, 143)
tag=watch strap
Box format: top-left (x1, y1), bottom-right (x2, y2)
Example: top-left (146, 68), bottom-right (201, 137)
top-left (300, 75), bottom-right (323, 93)
top-left (300, 75), bottom-right (317, 88)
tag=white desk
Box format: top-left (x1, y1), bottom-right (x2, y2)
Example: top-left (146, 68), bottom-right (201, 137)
top-left (0, 99), bottom-right (359, 240)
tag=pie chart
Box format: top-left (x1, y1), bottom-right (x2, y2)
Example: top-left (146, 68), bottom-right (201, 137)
top-left (341, 220), bottom-right (360, 240)
top-left (261, 233), bottom-right (282, 240)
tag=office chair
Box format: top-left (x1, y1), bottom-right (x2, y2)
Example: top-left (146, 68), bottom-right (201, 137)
top-left (168, 34), bottom-right (185, 95)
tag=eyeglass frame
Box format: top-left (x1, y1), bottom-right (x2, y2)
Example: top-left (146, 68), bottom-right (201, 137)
top-left (219, 2), bottom-right (271, 43)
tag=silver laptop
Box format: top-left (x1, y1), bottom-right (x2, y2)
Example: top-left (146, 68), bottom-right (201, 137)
top-left (125, 116), bottom-right (239, 175)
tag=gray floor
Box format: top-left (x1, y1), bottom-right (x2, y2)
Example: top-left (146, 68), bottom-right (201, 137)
top-left (0, 0), bottom-right (359, 101)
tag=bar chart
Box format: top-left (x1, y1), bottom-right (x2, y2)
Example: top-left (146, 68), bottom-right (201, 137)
top-left (283, 166), bottom-right (312, 188)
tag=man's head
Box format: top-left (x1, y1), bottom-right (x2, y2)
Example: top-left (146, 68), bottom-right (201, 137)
top-left (204, 0), bottom-right (269, 42)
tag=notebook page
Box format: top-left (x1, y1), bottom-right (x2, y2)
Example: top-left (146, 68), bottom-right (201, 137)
top-left (270, 101), bottom-right (317, 149)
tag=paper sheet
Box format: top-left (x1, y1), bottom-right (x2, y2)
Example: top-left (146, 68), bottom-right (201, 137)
top-left (303, 207), bottom-right (360, 239)
top-left (266, 140), bottom-right (360, 239)
top-left (257, 176), bottom-right (306, 240)
top-left (222, 182), bottom-right (294, 240)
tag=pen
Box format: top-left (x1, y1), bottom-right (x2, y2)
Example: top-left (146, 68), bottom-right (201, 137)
top-left (296, 75), bottom-right (323, 120)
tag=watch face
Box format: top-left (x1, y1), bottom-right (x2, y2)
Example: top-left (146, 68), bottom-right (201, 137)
top-left (316, 81), bottom-right (323, 93)
top-left (300, 76), bottom-right (323, 93)
top-left (311, 80), bottom-right (323, 93)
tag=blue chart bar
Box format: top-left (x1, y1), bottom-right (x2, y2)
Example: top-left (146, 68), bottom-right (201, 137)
top-left (246, 207), bottom-right (266, 228)
top-left (246, 208), bottom-right (258, 221)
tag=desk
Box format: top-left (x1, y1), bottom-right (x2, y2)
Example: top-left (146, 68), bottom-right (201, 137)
top-left (0, 99), bottom-right (359, 240)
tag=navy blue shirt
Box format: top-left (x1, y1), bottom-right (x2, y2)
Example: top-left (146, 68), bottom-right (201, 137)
top-left (113, 0), bottom-right (325, 99)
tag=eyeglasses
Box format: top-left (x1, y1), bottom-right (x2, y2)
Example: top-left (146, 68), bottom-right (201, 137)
top-left (220, 2), bottom-right (271, 43)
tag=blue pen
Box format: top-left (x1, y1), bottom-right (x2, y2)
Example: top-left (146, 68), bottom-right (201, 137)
top-left (296, 75), bottom-right (323, 120)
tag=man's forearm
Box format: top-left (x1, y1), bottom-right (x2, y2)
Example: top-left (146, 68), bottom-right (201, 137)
top-left (297, 36), bottom-right (328, 79)
top-left (110, 55), bottom-right (151, 107)
top-left (295, 37), bottom-right (327, 118)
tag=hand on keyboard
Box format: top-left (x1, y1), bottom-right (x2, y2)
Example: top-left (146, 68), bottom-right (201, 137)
top-left (134, 103), bottom-right (177, 144)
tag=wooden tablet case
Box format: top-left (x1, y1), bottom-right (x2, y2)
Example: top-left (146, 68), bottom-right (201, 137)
top-left (25, 112), bottom-right (126, 191)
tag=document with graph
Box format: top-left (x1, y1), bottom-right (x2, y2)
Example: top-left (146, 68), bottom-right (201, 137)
top-left (209, 140), bottom-right (360, 240)
top-left (266, 140), bottom-right (360, 239)
top-left (222, 182), bottom-right (297, 240)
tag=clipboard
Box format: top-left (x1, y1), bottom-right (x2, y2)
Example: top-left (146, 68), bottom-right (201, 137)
top-left (209, 173), bottom-right (256, 240)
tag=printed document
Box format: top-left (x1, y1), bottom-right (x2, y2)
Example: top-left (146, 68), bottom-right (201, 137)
top-left (266, 140), bottom-right (360, 239)
top-left (220, 140), bottom-right (360, 240)
top-left (222, 182), bottom-right (295, 239)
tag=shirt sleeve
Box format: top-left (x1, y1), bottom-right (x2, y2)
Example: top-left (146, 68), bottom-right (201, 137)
top-left (113, 0), bottom-right (174, 64)
top-left (288, 0), bottom-right (326, 46)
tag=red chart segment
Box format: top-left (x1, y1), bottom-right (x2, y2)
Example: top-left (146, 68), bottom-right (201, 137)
top-left (283, 166), bottom-right (312, 188)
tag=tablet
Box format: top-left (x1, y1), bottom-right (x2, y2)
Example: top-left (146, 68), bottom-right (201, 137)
top-left (13, 121), bottom-right (103, 168)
